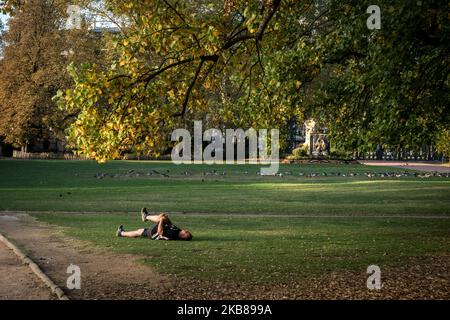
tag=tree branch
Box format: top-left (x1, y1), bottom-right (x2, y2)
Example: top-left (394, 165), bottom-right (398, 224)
top-left (142, 57), bottom-right (194, 89)
top-left (161, 0), bottom-right (201, 48)
top-left (172, 55), bottom-right (219, 117)
top-left (172, 59), bottom-right (205, 117)
top-left (222, 0), bottom-right (281, 49)
top-left (255, 0), bottom-right (281, 41)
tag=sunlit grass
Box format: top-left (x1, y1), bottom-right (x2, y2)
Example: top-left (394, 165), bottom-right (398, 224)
top-left (0, 159), bottom-right (449, 215)
top-left (33, 212), bottom-right (450, 283)
top-left (2, 159), bottom-right (448, 284)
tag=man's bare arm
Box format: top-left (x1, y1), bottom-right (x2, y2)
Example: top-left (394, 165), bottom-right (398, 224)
top-left (157, 218), bottom-right (165, 236)
top-left (156, 214), bottom-right (172, 236)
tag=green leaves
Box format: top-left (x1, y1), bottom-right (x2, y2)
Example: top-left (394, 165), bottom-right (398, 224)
top-left (56, 0), bottom-right (449, 161)
top-left (307, 0), bottom-right (449, 154)
top-left (435, 129), bottom-right (450, 161)
top-left (56, 0), bottom-right (288, 160)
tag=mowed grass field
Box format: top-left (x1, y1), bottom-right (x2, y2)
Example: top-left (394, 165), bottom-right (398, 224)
top-left (1, 159), bottom-right (450, 284)
top-left (1, 159), bottom-right (449, 215)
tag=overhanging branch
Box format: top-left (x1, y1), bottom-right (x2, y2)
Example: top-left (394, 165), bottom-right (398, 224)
top-left (222, 0), bottom-right (281, 49)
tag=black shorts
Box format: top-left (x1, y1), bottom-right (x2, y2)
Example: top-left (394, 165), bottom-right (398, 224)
top-left (141, 224), bottom-right (159, 239)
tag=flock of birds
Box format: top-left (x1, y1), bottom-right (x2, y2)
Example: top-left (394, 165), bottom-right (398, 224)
top-left (259, 170), bottom-right (449, 178)
top-left (94, 169), bottom-right (450, 179)
top-left (94, 169), bottom-right (169, 179)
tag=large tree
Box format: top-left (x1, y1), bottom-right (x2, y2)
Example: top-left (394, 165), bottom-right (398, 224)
top-left (307, 1), bottom-right (449, 157)
top-left (58, 0), bottom-right (315, 161)
top-left (0, 0), bottom-right (104, 150)
top-left (57, 0), bottom-right (449, 161)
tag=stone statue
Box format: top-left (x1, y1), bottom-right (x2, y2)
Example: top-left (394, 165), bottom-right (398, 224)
top-left (315, 135), bottom-right (327, 155)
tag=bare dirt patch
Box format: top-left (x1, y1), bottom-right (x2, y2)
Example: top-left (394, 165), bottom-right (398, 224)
top-left (170, 257), bottom-right (450, 300)
top-left (0, 212), bottom-right (448, 300)
top-left (0, 213), bottom-right (172, 300)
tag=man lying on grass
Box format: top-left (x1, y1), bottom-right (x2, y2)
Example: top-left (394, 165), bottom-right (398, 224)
top-left (116, 208), bottom-right (193, 241)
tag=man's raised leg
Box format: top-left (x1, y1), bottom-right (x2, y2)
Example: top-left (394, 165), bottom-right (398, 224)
top-left (143, 212), bottom-right (172, 225)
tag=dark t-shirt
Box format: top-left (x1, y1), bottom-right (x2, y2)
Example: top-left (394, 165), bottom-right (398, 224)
top-left (150, 223), bottom-right (181, 240)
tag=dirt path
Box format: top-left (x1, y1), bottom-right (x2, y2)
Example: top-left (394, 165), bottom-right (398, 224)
top-left (0, 240), bottom-right (54, 300)
top-left (0, 212), bottom-right (449, 299)
top-left (0, 213), bottom-right (172, 299)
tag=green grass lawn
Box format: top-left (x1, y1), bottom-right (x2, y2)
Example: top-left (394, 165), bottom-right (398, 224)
top-left (0, 159), bottom-right (449, 215)
top-left (1, 159), bottom-right (450, 284)
top-left (34, 212), bottom-right (450, 284)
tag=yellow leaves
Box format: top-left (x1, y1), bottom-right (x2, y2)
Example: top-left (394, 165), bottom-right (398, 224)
top-left (108, 96), bottom-right (116, 105)
top-left (211, 28), bottom-right (220, 38)
top-left (273, 22), bottom-right (280, 31)
top-left (113, 123), bottom-right (122, 132)
top-left (242, 12), bottom-right (259, 34)
top-left (246, 13), bottom-right (257, 27)
top-left (295, 80), bottom-right (302, 89)
top-left (203, 81), bottom-right (212, 90)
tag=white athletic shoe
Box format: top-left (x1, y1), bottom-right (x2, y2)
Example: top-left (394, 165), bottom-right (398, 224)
top-left (141, 207), bottom-right (149, 222)
top-left (116, 225), bottom-right (124, 237)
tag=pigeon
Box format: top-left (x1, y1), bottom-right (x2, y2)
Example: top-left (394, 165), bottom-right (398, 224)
top-left (95, 173), bottom-right (106, 179)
